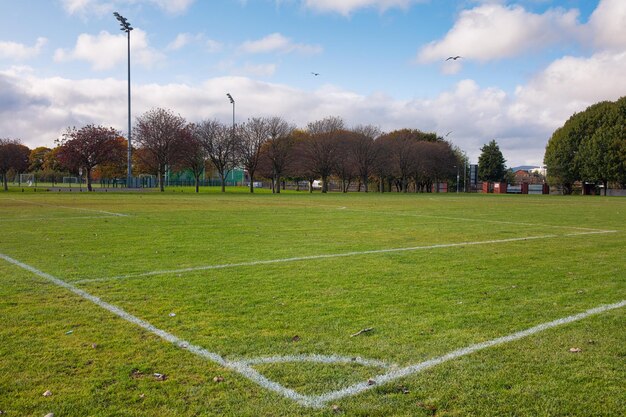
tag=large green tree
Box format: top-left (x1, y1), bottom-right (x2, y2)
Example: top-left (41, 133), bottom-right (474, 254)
top-left (544, 98), bottom-right (626, 194)
top-left (478, 140), bottom-right (507, 182)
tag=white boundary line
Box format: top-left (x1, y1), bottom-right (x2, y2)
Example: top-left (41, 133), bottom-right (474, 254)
top-left (352, 209), bottom-right (615, 232)
top-left (0, 215), bottom-right (123, 223)
top-left (75, 230), bottom-right (617, 284)
top-left (310, 299), bottom-right (626, 406)
top-left (237, 354), bottom-right (393, 369)
top-left (7, 198), bottom-right (129, 217)
top-left (1, 251), bottom-right (624, 408)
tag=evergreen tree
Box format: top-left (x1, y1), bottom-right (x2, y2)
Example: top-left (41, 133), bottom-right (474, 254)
top-left (478, 140), bottom-right (507, 182)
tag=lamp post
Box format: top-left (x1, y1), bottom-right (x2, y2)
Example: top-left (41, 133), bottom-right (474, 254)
top-left (226, 93), bottom-right (235, 129)
top-left (226, 93), bottom-right (236, 184)
top-left (114, 12), bottom-right (133, 187)
top-left (453, 165), bottom-right (460, 193)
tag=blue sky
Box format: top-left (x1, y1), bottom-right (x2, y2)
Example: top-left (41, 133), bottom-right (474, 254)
top-left (1, 0), bottom-right (625, 166)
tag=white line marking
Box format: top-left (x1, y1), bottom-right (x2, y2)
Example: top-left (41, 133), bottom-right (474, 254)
top-left (255, 201), bottom-right (617, 233)
top-left (308, 299), bottom-right (626, 408)
top-left (0, 252), bottom-right (307, 404)
top-left (75, 231), bottom-right (616, 284)
top-left (0, 215), bottom-right (123, 223)
top-left (237, 354), bottom-right (392, 369)
top-left (362, 210), bottom-right (616, 233)
top-left (0, 251), bottom-right (623, 408)
top-left (7, 198), bottom-right (129, 217)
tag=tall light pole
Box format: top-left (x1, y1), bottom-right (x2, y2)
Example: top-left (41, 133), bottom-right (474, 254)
top-left (114, 12), bottom-right (133, 187)
top-left (226, 93), bottom-right (237, 184)
top-left (226, 93), bottom-right (235, 129)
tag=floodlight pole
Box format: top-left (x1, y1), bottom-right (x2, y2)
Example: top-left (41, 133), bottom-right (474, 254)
top-left (226, 93), bottom-right (235, 130)
top-left (114, 12), bottom-right (133, 187)
top-left (226, 93), bottom-right (236, 183)
top-left (456, 165), bottom-right (460, 193)
top-left (464, 160), bottom-right (467, 192)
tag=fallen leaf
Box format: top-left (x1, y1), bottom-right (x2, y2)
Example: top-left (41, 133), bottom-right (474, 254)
top-left (367, 379), bottom-right (376, 386)
top-left (569, 347), bottom-right (582, 353)
top-left (291, 335), bottom-right (300, 342)
top-left (43, 390), bottom-right (52, 397)
top-left (154, 373), bottom-right (167, 381)
top-left (331, 404), bottom-right (341, 413)
top-left (213, 376), bottom-right (225, 383)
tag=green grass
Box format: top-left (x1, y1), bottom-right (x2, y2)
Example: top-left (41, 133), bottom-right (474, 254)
top-left (0, 191), bottom-right (624, 416)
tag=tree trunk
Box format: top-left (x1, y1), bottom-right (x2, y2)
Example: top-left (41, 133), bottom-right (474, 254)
top-left (220, 173), bottom-right (226, 192)
top-left (2, 174), bottom-right (7, 191)
top-left (275, 176), bottom-right (281, 193)
top-left (158, 167), bottom-right (165, 192)
top-left (249, 172), bottom-right (255, 193)
top-left (195, 174), bottom-right (200, 193)
top-left (309, 179), bottom-right (314, 193)
top-left (86, 170), bottom-right (93, 192)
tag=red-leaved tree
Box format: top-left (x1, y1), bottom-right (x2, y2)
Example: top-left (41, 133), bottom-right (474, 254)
top-left (56, 125), bottom-right (125, 191)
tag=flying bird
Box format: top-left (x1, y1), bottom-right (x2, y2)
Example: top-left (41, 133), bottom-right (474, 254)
top-left (445, 131), bottom-right (453, 137)
top-left (311, 72), bottom-right (320, 76)
top-left (446, 56), bottom-right (462, 61)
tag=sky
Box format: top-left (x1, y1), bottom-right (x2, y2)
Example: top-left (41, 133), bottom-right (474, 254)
top-left (0, 0), bottom-right (625, 167)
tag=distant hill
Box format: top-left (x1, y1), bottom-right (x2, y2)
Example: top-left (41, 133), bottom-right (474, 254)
top-left (511, 165), bottom-right (539, 172)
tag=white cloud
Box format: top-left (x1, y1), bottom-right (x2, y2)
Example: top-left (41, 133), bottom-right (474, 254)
top-left (0, 38), bottom-right (48, 61)
top-left (60, 0), bottom-right (195, 16)
top-left (510, 51), bottom-right (626, 128)
top-left (3, 45), bottom-right (626, 167)
top-left (588, 0), bottom-right (626, 51)
top-left (54, 29), bottom-right (164, 70)
top-left (149, 0), bottom-right (195, 14)
top-left (418, 4), bottom-right (580, 64)
top-left (61, 0), bottom-right (113, 16)
top-left (239, 63), bottom-right (277, 77)
top-left (238, 33), bottom-right (322, 55)
top-left (303, 0), bottom-right (423, 16)
top-left (167, 33), bottom-right (222, 52)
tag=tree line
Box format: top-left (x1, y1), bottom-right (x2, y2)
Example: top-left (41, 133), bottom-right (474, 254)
top-left (544, 96), bottom-right (626, 195)
top-left (1, 107), bottom-right (465, 193)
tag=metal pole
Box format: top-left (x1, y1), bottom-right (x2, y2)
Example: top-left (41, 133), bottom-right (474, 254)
top-left (464, 160), bottom-right (467, 192)
top-left (456, 165), bottom-right (460, 193)
top-left (126, 29), bottom-right (132, 187)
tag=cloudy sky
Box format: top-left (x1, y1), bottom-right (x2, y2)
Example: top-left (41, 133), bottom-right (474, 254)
top-left (1, 0), bottom-right (625, 166)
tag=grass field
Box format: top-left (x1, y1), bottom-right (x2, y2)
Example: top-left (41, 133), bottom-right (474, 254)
top-left (0, 190), bottom-right (624, 416)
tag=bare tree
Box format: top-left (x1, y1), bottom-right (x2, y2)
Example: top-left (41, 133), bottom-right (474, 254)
top-left (377, 131), bottom-right (417, 192)
top-left (0, 138), bottom-right (30, 191)
top-left (177, 124), bottom-right (207, 193)
top-left (197, 120), bottom-right (238, 192)
top-left (134, 108), bottom-right (187, 192)
top-left (304, 116), bottom-right (344, 193)
top-left (351, 125), bottom-right (381, 192)
top-left (56, 125), bottom-right (125, 191)
top-left (334, 130), bottom-right (360, 192)
top-left (238, 117), bottom-right (271, 193)
top-left (258, 116), bottom-right (295, 194)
